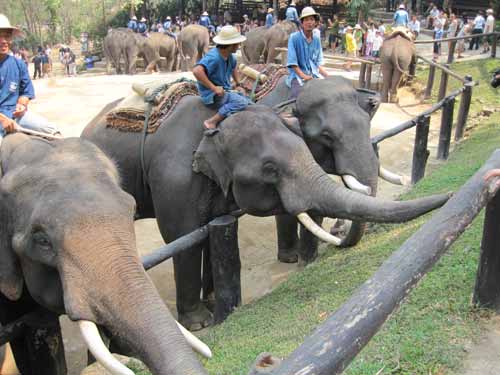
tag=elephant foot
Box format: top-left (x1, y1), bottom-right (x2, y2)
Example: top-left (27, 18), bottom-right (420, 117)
top-left (277, 248), bottom-right (298, 263)
top-left (297, 253), bottom-right (318, 268)
top-left (202, 292), bottom-right (216, 313)
top-left (178, 304), bottom-right (213, 331)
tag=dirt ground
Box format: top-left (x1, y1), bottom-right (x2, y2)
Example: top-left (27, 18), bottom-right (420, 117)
top-left (5, 67), bottom-right (454, 374)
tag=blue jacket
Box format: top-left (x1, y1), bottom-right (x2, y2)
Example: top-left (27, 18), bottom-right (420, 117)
top-left (127, 19), bottom-right (137, 31)
top-left (137, 22), bottom-right (147, 33)
top-left (285, 7), bottom-right (299, 22)
top-left (266, 13), bottom-right (274, 28)
top-left (0, 55), bottom-right (35, 119)
top-left (199, 15), bottom-right (211, 27)
top-left (286, 31), bottom-right (324, 87)
top-left (196, 48), bottom-right (236, 105)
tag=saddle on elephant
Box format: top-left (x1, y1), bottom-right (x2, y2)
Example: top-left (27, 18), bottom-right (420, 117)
top-left (385, 26), bottom-right (415, 42)
top-left (105, 78), bottom-right (198, 133)
top-left (238, 63), bottom-right (289, 101)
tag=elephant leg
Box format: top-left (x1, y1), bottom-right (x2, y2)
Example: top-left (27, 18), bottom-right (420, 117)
top-left (381, 64), bottom-right (392, 102)
top-left (298, 215), bottom-right (323, 266)
top-left (390, 69), bottom-right (403, 103)
top-left (275, 214), bottom-right (299, 263)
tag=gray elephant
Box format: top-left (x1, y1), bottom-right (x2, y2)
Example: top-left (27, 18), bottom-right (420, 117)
top-left (178, 25), bottom-right (210, 71)
top-left (103, 28), bottom-right (146, 75)
top-left (241, 26), bottom-right (267, 64)
top-left (379, 33), bottom-right (416, 103)
top-left (262, 21), bottom-right (297, 63)
top-left (0, 134), bottom-right (208, 374)
top-left (82, 97), bottom-right (449, 331)
top-left (143, 32), bottom-right (178, 73)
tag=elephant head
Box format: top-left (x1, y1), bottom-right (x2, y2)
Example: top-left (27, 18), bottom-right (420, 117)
top-left (193, 105), bottom-right (449, 241)
top-left (0, 135), bottom-right (208, 375)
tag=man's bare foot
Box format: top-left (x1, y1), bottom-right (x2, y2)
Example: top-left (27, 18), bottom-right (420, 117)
top-left (203, 120), bottom-right (217, 130)
top-left (203, 113), bottom-right (225, 130)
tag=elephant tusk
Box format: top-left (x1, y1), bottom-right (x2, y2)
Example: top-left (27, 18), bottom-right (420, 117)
top-left (297, 213), bottom-right (342, 246)
top-left (341, 175), bottom-right (372, 195)
top-left (379, 166), bottom-right (410, 186)
top-left (176, 321), bottom-right (213, 359)
top-left (78, 320), bottom-right (134, 375)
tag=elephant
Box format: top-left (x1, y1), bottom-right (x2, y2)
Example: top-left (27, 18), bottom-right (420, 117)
top-left (178, 25), bottom-right (210, 72)
top-left (379, 33), bottom-right (416, 103)
top-left (257, 76), bottom-right (392, 263)
top-left (82, 97), bottom-right (450, 331)
top-left (143, 32), bottom-right (178, 73)
top-left (103, 28), bottom-right (146, 75)
top-left (241, 26), bottom-right (267, 64)
top-left (0, 134), bottom-right (208, 374)
top-left (262, 21), bottom-right (298, 64)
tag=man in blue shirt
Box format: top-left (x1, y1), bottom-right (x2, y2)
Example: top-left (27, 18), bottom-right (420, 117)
top-left (0, 14), bottom-right (59, 142)
top-left (163, 16), bottom-right (172, 32)
top-left (285, 2), bottom-right (300, 26)
top-left (286, 7), bottom-right (329, 99)
top-left (266, 8), bottom-right (275, 28)
top-left (137, 17), bottom-right (148, 35)
top-left (127, 16), bottom-right (138, 32)
top-left (393, 4), bottom-right (409, 27)
top-left (192, 25), bottom-right (251, 130)
top-left (199, 11), bottom-right (215, 36)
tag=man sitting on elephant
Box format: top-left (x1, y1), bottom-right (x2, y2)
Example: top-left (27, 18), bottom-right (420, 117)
top-left (286, 1), bottom-right (300, 27)
top-left (0, 14), bottom-right (60, 143)
top-left (286, 7), bottom-right (329, 99)
top-left (193, 25), bottom-right (251, 130)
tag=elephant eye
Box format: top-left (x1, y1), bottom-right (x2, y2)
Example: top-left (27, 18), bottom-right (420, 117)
top-left (32, 230), bottom-right (51, 248)
top-left (262, 161), bottom-right (279, 180)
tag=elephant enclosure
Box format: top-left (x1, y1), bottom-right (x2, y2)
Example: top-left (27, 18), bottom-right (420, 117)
top-left (27, 71), bottom-right (443, 374)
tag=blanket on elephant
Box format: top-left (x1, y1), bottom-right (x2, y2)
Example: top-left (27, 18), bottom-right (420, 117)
top-left (385, 26), bottom-right (415, 42)
top-left (239, 64), bottom-right (289, 101)
top-left (105, 79), bottom-right (198, 133)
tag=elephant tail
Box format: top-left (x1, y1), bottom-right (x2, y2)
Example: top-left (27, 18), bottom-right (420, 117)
top-left (241, 42), bottom-right (250, 64)
top-left (178, 39), bottom-right (187, 62)
top-left (392, 37), bottom-right (414, 78)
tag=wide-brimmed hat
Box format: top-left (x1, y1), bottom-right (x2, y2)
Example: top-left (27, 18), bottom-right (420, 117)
top-left (166, 16), bottom-right (171, 20)
top-left (202, 11), bottom-right (209, 16)
top-left (355, 23), bottom-right (361, 29)
top-left (346, 25), bottom-right (353, 30)
top-left (300, 6), bottom-right (320, 20)
top-left (243, 14), bottom-right (249, 18)
top-left (399, 4), bottom-right (405, 8)
top-left (268, 8), bottom-right (274, 13)
top-left (487, 8), bottom-right (493, 14)
top-left (290, 1), bottom-right (296, 6)
top-left (132, 16), bottom-right (137, 20)
top-left (0, 14), bottom-right (22, 38)
top-left (140, 17), bottom-right (146, 22)
top-left (213, 25), bottom-right (246, 45)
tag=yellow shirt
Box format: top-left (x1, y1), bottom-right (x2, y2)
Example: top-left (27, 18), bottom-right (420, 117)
top-left (346, 33), bottom-right (357, 53)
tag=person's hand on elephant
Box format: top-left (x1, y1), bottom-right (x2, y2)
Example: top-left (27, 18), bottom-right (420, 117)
top-left (484, 169), bottom-right (500, 181)
top-left (12, 103), bottom-right (27, 119)
top-left (235, 85), bottom-right (246, 95)
top-left (213, 86), bottom-right (225, 96)
top-left (301, 74), bottom-right (313, 81)
top-left (0, 113), bottom-right (16, 133)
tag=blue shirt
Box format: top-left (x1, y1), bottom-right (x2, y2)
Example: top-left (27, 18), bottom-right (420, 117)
top-left (286, 31), bottom-right (324, 87)
top-left (127, 20), bottom-right (137, 31)
top-left (137, 22), bottom-right (147, 33)
top-left (266, 14), bottom-right (274, 28)
top-left (196, 48), bottom-right (236, 105)
top-left (163, 20), bottom-right (172, 30)
top-left (199, 16), bottom-right (211, 27)
top-left (0, 55), bottom-right (35, 119)
top-left (285, 7), bottom-right (299, 22)
top-left (393, 10), bottom-right (409, 26)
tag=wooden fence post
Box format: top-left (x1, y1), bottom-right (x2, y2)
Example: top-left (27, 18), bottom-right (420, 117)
top-left (447, 41), bottom-right (456, 64)
top-left (411, 115), bottom-right (430, 184)
top-left (473, 190), bottom-right (500, 307)
top-left (491, 34), bottom-right (498, 58)
top-left (425, 64), bottom-right (436, 99)
top-left (365, 64), bottom-right (373, 89)
top-left (208, 215), bottom-right (241, 324)
top-left (437, 97), bottom-right (455, 160)
top-left (455, 75), bottom-right (474, 141)
top-left (358, 63), bottom-right (367, 88)
top-left (438, 64), bottom-right (449, 101)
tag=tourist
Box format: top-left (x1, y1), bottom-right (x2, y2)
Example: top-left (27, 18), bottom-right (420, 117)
top-left (285, 1), bottom-right (300, 27)
top-left (365, 23), bottom-right (376, 57)
top-left (266, 8), bottom-right (275, 28)
top-left (32, 51), bottom-right (42, 79)
top-left (372, 30), bottom-right (384, 59)
top-left (127, 15), bottom-right (138, 32)
top-left (469, 11), bottom-right (485, 51)
top-left (408, 14), bottom-right (420, 38)
top-left (393, 4), bottom-right (409, 27)
top-left (483, 9), bottom-right (495, 53)
top-left (456, 22), bottom-right (471, 59)
top-left (344, 25), bottom-right (357, 71)
top-left (137, 17), bottom-right (148, 36)
top-left (433, 11), bottom-right (445, 60)
top-left (354, 24), bottom-right (363, 56)
top-left (327, 14), bottom-right (340, 53)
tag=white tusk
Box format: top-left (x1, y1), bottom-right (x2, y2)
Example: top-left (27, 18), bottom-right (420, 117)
top-left (78, 320), bottom-right (134, 375)
top-left (176, 321), bottom-right (213, 359)
top-left (379, 166), bottom-right (410, 186)
top-left (341, 175), bottom-right (372, 195)
top-left (297, 213), bottom-right (342, 245)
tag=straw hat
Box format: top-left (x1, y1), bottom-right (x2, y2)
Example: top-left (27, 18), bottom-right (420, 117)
top-left (202, 11), bottom-right (209, 16)
top-left (300, 7), bottom-right (320, 20)
top-left (268, 8), bottom-right (274, 13)
top-left (0, 14), bottom-right (22, 37)
top-left (213, 25), bottom-right (246, 45)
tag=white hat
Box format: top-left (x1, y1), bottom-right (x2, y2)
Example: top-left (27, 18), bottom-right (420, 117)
top-left (487, 8), bottom-right (493, 14)
top-left (290, 1), bottom-right (296, 6)
top-left (0, 14), bottom-right (22, 37)
top-left (213, 25), bottom-right (246, 45)
top-left (300, 6), bottom-right (320, 20)
top-left (132, 16), bottom-right (137, 20)
top-left (243, 14), bottom-right (248, 18)
top-left (355, 23), bottom-right (361, 29)
top-left (166, 16), bottom-right (171, 20)
top-left (399, 4), bottom-right (405, 8)
top-left (202, 11), bottom-right (209, 16)
top-left (346, 25), bottom-right (353, 30)
top-left (140, 17), bottom-right (146, 22)
top-left (268, 8), bottom-right (274, 13)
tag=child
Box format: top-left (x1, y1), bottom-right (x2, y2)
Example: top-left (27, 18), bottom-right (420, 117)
top-left (372, 30), bottom-right (384, 59)
top-left (343, 26), bottom-right (356, 71)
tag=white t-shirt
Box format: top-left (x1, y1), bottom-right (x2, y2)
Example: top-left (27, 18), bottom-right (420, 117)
top-left (378, 24), bottom-right (386, 34)
top-left (313, 28), bottom-right (321, 39)
top-left (373, 35), bottom-right (383, 51)
top-left (366, 28), bottom-right (376, 43)
top-left (485, 15), bottom-right (495, 33)
top-left (409, 19), bottom-right (420, 33)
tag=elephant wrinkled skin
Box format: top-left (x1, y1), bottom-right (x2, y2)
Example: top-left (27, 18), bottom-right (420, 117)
top-left (0, 135), bottom-right (206, 375)
top-left (178, 25), bottom-right (210, 71)
top-left (82, 98), bottom-right (449, 331)
top-left (103, 28), bottom-right (147, 75)
top-left (143, 32), bottom-right (178, 73)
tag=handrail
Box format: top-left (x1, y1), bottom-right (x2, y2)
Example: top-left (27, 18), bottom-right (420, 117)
top-left (251, 149), bottom-right (500, 375)
top-left (414, 31), bottom-right (500, 44)
top-left (417, 54), bottom-right (471, 83)
top-left (274, 47), bottom-right (376, 65)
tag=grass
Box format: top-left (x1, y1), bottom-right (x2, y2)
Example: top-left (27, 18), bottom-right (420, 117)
top-left (129, 58), bottom-right (500, 374)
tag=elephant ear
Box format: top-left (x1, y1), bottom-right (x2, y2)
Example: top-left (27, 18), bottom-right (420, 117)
top-left (0, 191), bottom-right (23, 301)
top-left (356, 88), bottom-right (381, 119)
top-left (279, 113), bottom-right (303, 138)
top-left (193, 132), bottom-right (232, 197)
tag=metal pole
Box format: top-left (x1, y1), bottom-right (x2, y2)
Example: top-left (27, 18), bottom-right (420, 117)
top-left (437, 97), bottom-right (455, 160)
top-left (411, 115), bottom-right (430, 184)
top-left (425, 64), bottom-right (436, 99)
top-left (455, 75), bottom-right (473, 141)
top-left (437, 64), bottom-right (449, 101)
